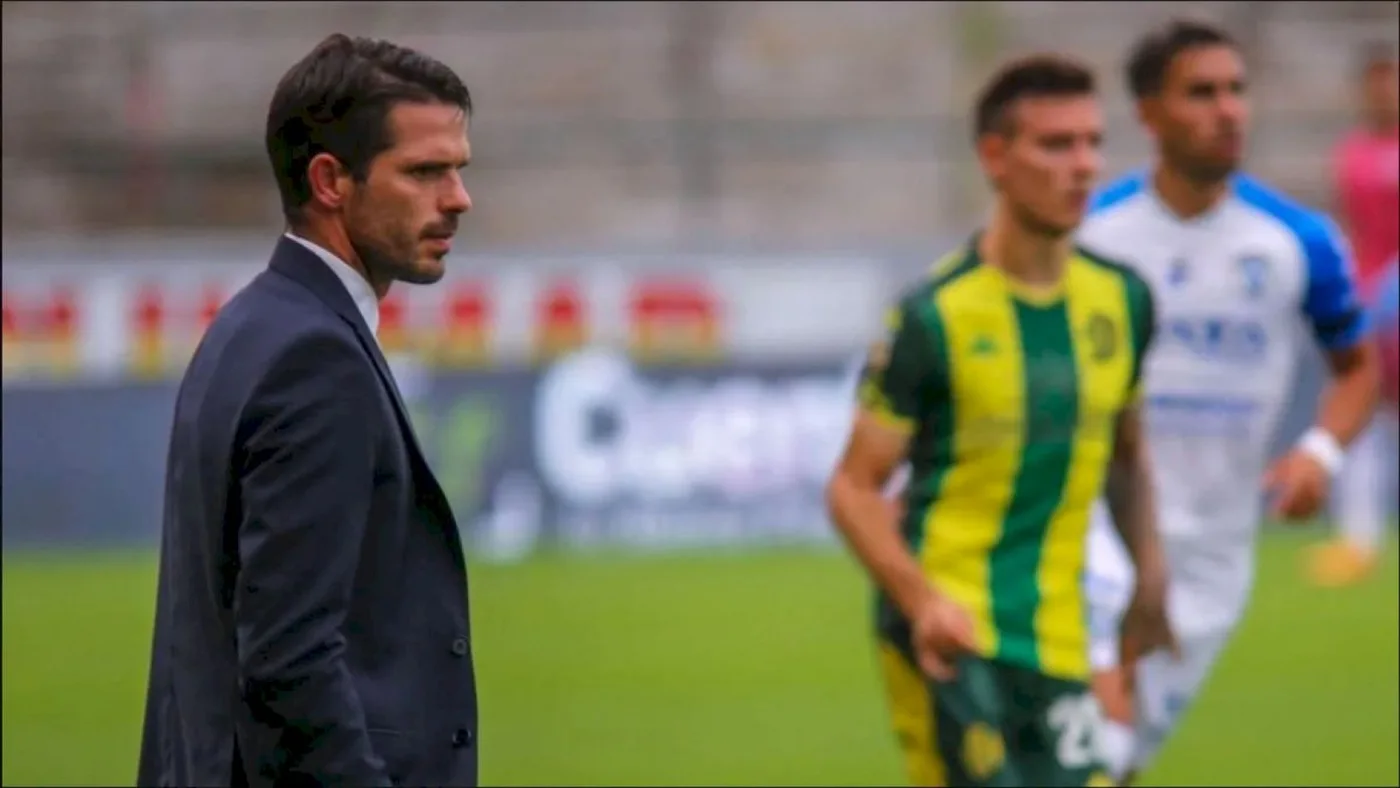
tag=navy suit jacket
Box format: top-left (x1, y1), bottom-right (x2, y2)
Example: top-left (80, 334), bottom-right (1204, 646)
top-left (138, 237), bottom-right (478, 787)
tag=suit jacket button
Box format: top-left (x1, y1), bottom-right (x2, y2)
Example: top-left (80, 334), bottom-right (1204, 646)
top-left (450, 637), bottom-right (469, 656)
top-left (452, 728), bottom-right (474, 748)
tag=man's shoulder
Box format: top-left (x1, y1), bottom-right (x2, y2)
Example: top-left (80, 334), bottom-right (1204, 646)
top-left (1072, 244), bottom-right (1152, 303)
top-left (194, 271), bottom-right (362, 381)
top-left (1228, 174), bottom-right (1343, 257)
top-left (1333, 128), bottom-right (1379, 163)
top-left (219, 268), bottom-right (351, 338)
top-left (892, 243), bottom-right (980, 317)
top-left (1073, 244), bottom-right (1143, 280)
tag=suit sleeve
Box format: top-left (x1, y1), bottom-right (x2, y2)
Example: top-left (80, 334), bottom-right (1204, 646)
top-left (856, 299), bottom-right (942, 433)
top-left (233, 331), bottom-right (393, 787)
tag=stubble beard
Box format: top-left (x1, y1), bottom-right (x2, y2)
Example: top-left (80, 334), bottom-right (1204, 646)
top-left (1165, 139), bottom-right (1237, 190)
top-left (348, 221), bottom-right (444, 289)
top-left (1010, 198), bottom-right (1076, 241)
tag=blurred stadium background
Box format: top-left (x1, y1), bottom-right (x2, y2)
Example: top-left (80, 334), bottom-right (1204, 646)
top-left (2, 1), bottom-right (1397, 786)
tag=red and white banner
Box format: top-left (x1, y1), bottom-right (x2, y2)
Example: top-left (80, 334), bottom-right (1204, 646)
top-left (1, 253), bottom-right (888, 382)
top-left (627, 278), bottom-right (722, 361)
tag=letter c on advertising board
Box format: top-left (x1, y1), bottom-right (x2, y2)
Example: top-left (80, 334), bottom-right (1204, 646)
top-left (534, 347), bottom-right (630, 506)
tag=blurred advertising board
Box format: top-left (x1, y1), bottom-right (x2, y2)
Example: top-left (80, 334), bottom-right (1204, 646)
top-left (416, 348), bottom-right (868, 560)
top-left (4, 242), bottom-right (1388, 553)
top-left (1, 244), bottom-right (894, 381)
top-left (2, 348), bottom-right (867, 555)
top-left (3, 331), bottom-right (1389, 556)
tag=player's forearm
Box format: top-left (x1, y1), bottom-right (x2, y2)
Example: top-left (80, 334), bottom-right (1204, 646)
top-left (1316, 342), bottom-right (1381, 447)
top-left (1107, 407), bottom-right (1168, 584)
top-left (1105, 458), bottom-right (1167, 584)
top-left (825, 471), bottom-right (935, 620)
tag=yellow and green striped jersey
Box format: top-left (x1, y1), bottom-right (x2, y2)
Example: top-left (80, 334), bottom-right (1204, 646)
top-left (859, 238), bottom-right (1155, 681)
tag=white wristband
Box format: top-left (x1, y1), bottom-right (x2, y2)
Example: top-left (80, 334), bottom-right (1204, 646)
top-left (1298, 427), bottom-right (1345, 476)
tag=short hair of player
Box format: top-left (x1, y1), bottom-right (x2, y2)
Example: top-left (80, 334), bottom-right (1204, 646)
top-left (265, 34), bottom-right (473, 223)
top-left (1126, 20), bottom-right (1239, 99)
top-left (973, 54), bottom-right (1098, 141)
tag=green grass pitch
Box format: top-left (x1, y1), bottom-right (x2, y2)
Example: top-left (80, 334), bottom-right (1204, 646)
top-left (3, 530), bottom-right (1396, 786)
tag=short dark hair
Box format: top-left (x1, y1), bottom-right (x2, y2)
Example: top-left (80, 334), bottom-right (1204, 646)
top-left (1126, 20), bottom-right (1238, 99)
top-left (973, 54), bottom-right (1097, 140)
top-left (266, 34), bottom-right (473, 223)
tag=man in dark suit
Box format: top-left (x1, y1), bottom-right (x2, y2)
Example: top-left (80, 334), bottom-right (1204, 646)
top-left (139, 34), bottom-right (478, 787)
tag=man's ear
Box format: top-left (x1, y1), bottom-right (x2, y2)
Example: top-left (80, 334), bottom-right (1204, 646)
top-left (977, 131), bottom-right (1009, 186)
top-left (1134, 96), bottom-right (1156, 129)
top-left (306, 153), bottom-right (352, 211)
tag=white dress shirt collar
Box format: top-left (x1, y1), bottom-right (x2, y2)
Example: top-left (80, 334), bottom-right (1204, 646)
top-left (284, 232), bottom-right (380, 337)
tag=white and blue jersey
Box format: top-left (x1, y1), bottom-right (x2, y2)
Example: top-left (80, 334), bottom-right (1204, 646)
top-left (1079, 171), bottom-right (1368, 637)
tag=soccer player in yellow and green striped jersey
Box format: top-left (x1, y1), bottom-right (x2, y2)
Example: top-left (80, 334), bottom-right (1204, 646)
top-left (826, 55), bottom-right (1176, 788)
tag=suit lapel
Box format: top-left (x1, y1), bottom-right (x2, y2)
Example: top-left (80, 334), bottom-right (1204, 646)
top-left (268, 238), bottom-right (466, 572)
top-left (266, 238), bottom-right (428, 463)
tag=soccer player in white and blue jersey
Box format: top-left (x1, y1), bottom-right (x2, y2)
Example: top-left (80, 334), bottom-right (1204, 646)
top-left (1076, 21), bottom-right (1382, 784)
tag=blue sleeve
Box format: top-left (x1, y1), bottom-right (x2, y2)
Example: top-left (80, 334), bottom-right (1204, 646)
top-left (1299, 215), bottom-right (1368, 351)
